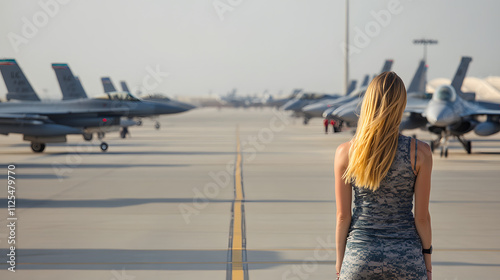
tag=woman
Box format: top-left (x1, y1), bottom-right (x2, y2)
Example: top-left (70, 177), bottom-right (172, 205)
top-left (334, 72), bottom-right (433, 279)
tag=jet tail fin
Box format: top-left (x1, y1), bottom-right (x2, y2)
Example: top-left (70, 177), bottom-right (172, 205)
top-left (101, 77), bottom-right (117, 93)
top-left (0, 59), bottom-right (40, 101)
top-left (74, 77), bottom-right (87, 98)
top-left (289, 89), bottom-right (302, 99)
top-left (52, 63), bottom-right (88, 100)
top-left (407, 60), bottom-right (427, 93)
top-left (361, 75), bottom-right (370, 87)
top-left (120, 81), bottom-right (130, 93)
top-left (451, 56), bottom-right (475, 101)
top-left (367, 60), bottom-right (393, 84)
top-left (380, 59), bottom-right (394, 73)
top-left (346, 80), bottom-right (357, 95)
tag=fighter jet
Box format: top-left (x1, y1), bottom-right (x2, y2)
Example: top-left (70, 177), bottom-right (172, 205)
top-left (281, 91), bottom-right (342, 125)
top-left (301, 79), bottom-right (359, 120)
top-left (301, 79), bottom-right (363, 120)
top-left (215, 89), bottom-right (252, 108)
top-left (101, 77), bottom-right (196, 131)
top-left (52, 65), bottom-right (142, 139)
top-left (0, 59), bottom-right (188, 152)
top-left (404, 56), bottom-right (500, 157)
top-left (326, 59), bottom-right (428, 134)
top-left (264, 89), bottom-right (303, 108)
top-left (315, 59), bottom-right (394, 123)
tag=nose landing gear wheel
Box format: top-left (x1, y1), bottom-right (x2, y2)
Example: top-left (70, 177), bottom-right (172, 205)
top-left (154, 122), bottom-right (160, 130)
top-left (31, 142), bottom-right (46, 153)
top-left (83, 133), bottom-right (93, 141)
top-left (100, 142), bottom-right (108, 152)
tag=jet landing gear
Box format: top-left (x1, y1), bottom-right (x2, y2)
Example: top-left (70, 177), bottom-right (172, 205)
top-left (120, 127), bottom-right (129, 139)
top-left (83, 133), bottom-right (93, 141)
top-left (154, 121), bottom-right (160, 130)
top-left (100, 142), bottom-right (108, 152)
top-left (430, 133), bottom-right (472, 158)
top-left (439, 133), bottom-right (449, 158)
top-left (457, 136), bottom-right (472, 154)
top-left (95, 132), bottom-right (108, 152)
top-left (28, 141), bottom-right (108, 153)
top-left (31, 142), bottom-right (46, 153)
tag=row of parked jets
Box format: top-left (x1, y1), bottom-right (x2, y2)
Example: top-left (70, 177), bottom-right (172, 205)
top-left (279, 57), bottom-right (500, 157)
top-left (2, 57), bottom-right (500, 157)
top-left (0, 59), bottom-right (196, 153)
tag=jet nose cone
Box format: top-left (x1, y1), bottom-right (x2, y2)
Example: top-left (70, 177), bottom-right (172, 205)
top-left (154, 102), bottom-right (189, 115)
top-left (302, 103), bottom-right (328, 116)
top-left (425, 104), bottom-right (458, 127)
top-left (337, 109), bottom-right (357, 124)
top-left (171, 100), bottom-right (197, 110)
top-left (185, 103), bottom-right (197, 110)
top-left (322, 107), bottom-right (336, 118)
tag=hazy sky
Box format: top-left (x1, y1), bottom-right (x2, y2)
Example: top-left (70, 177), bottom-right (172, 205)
top-left (1, 0), bottom-right (499, 99)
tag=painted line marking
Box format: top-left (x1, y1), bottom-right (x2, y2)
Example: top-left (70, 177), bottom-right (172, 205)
top-left (228, 126), bottom-right (247, 280)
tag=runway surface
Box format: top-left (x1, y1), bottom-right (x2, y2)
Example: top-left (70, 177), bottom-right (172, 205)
top-left (1, 107), bottom-right (500, 279)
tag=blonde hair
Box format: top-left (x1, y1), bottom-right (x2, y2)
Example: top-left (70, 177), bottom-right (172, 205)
top-left (343, 71), bottom-right (407, 191)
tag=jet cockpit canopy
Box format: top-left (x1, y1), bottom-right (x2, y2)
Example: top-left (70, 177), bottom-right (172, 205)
top-left (93, 91), bottom-right (142, 101)
top-left (433, 85), bottom-right (456, 102)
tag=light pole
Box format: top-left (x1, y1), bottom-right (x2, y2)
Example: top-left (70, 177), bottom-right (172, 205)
top-left (344, 0), bottom-right (349, 95)
top-left (413, 39), bottom-right (438, 63)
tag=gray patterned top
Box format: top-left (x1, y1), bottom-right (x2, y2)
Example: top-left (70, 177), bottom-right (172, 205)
top-left (348, 134), bottom-right (420, 241)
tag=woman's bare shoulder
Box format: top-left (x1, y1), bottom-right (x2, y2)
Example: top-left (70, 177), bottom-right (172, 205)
top-left (335, 141), bottom-right (351, 171)
top-left (336, 141), bottom-right (351, 155)
top-left (415, 139), bottom-right (433, 169)
top-left (335, 141), bottom-right (351, 164)
top-left (416, 140), bottom-right (432, 157)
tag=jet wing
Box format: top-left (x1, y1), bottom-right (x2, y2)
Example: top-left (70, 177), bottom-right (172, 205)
top-left (0, 113), bottom-right (83, 136)
top-left (0, 113), bottom-right (50, 125)
top-left (404, 97), bottom-right (429, 114)
top-left (469, 108), bottom-right (500, 117)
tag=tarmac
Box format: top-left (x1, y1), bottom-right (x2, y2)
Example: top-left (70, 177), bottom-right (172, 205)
top-left (1, 107), bottom-right (499, 279)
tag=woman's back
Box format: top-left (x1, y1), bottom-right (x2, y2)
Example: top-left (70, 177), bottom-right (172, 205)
top-left (335, 72), bottom-right (432, 280)
top-left (339, 135), bottom-right (428, 279)
top-left (349, 134), bottom-right (419, 240)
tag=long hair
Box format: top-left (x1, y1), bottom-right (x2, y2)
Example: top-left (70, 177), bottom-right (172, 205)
top-left (343, 71), bottom-right (407, 191)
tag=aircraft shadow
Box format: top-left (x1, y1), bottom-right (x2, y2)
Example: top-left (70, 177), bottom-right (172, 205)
top-left (38, 151), bottom-right (236, 156)
top-left (1, 198), bottom-right (335, 208)
top-left (3, 198), bottom-right (233, 208)
top-left (0, 163), bottom-right (190, 169)
top-left (1, 248), bottom-right (280, 270)
top-left (4, 249), bottom-right (499, 270)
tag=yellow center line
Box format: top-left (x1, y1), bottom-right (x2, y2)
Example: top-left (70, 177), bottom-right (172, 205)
top-left (231, 126), bottom-right (245, 280)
